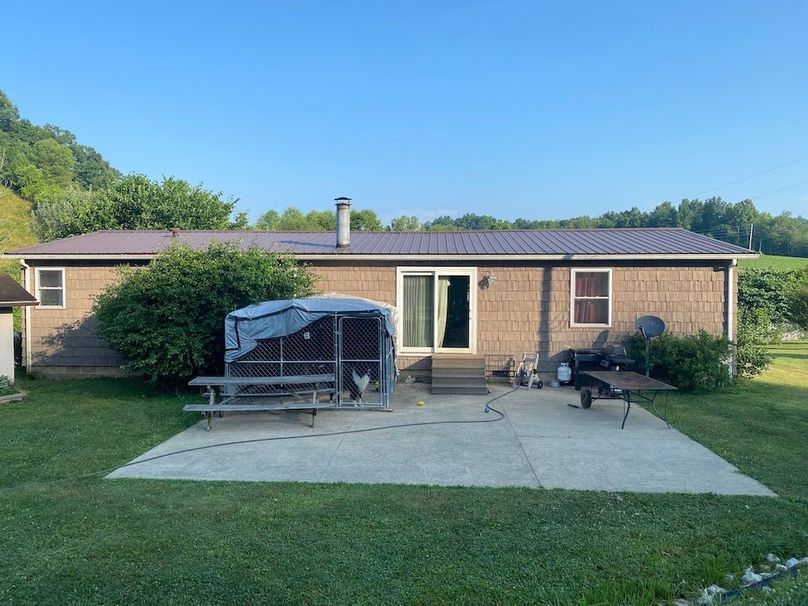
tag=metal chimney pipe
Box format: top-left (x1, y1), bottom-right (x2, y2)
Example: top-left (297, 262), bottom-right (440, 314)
top-left (335, 197), bottom-right (352, 248)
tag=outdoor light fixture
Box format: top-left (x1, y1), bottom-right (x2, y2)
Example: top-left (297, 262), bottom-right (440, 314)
top-left (479, 273), bottom-right (497, 289)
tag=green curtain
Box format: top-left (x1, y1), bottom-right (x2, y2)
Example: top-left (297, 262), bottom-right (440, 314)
top-left (403, 275), bottom-right (434, 348)
top-left (436, 276), bottom-right (450, 347)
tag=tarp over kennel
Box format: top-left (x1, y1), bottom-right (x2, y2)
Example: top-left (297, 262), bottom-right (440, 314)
top-left (224, 295), bottom-right (397, 407)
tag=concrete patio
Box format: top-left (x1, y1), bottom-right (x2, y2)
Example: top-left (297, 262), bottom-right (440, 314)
top-left (108, 383), bottom-right (775, 496)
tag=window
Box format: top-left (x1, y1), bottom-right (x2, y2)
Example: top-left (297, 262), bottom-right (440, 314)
top-left (570, 269), bottom-right (611, 326)
top-left (397, 268), bottom-right (476, 353)
top-left (36, 268), bottom-right (65, 308)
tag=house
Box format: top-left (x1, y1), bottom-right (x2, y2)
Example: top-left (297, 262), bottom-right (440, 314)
top-left (3, 202), bottom-right (755, 382)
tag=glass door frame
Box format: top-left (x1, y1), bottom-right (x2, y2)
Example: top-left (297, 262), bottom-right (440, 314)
top-left (396, 266), bottom-right (477, 355)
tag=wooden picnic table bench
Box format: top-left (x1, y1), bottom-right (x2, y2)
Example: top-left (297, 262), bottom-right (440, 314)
top-left (184, 374), bottom-right (337, 430)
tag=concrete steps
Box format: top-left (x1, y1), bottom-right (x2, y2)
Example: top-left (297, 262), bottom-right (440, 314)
top-left (430, 354), bottom-right (488, 395)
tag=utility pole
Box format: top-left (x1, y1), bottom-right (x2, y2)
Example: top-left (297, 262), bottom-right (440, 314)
top-left (748, 223), bottom-right (754, 250)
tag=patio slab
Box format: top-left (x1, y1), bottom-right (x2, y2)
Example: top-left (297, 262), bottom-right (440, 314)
top-left (108, 383), bottom-right (775, 496)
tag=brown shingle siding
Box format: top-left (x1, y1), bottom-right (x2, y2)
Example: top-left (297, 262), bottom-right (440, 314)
top-left (23, 258), bottom-right (733, 378)
top-left (29, 265), bottom-right (125, 370)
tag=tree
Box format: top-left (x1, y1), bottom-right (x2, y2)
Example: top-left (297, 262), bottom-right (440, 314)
top-left (0, 87), bottom-right (118, 200)
top-left (306, 209), bottom-right (336, 230)
top-left (93, 174), bottom-right (235, 230)
top-left (273, 207), bottom-right (310, 230)
top-left (230, 211), bottom-right (251, 229)
top-left (32, 138), bottom-right (75, 188)
top-left (252, 206), bottom-right (382, 231)
top-left (255, 209), bottom-right (280, 230)
top-left (389, 215), bottom-right (421, 231)
top-left (31, 174), bottom-right (236, 240)
top-left (737, 267), bottom-right (801, 321)
top-left (0, 90), bottom-right (20, 131)
top-left (94, 243), bottom-right (314, 384)
top-left (351, 209), bottom-right (382, 231)
top-left (31, 187), bottom-right (97, 241)
top-left (68, 143), bottom-right (120, 191)
top-left (648, 201), bottom-right (678, 227)
top-left (600, 207), bottom-right (648, 228)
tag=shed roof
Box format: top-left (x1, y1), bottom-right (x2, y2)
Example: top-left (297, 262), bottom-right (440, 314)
top-left (0, 275), bottom-right (37, 306)
top-left (5, 228), bottom-right (754, 260)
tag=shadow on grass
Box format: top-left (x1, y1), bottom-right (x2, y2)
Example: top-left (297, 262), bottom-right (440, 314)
top-left (769, 351), bottom-right (808, 360)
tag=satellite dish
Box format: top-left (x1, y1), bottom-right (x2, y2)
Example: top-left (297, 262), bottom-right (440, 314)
top-left (635, 316), bottom-right (666, 377)
top-left (635, 315), bottom-right (666, 339)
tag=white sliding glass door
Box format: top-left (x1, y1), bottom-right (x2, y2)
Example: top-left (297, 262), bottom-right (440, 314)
top-left (397, 268), bottom-right (476, 354)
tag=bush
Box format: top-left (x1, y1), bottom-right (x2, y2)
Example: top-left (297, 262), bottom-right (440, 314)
top-left (787, 269), bottom-right (808, 330)
top-left (0, 375), bottom-right (17, 396)
top-left (627, 331), bottom-right (731, 392)
top-left (94, 243), bottom-right (314, 384)
top-left (737, 267), bottom-right (801, 323)
top-left (735, 308), bottom-right (774, 378)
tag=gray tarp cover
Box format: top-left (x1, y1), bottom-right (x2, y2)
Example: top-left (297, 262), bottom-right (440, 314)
top-left (224, 294), bottom-right (397, 363)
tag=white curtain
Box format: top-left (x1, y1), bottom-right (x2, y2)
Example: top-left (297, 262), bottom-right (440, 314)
top-left (403, 275), bottom-right (433, 348)
top-left (436, 276), bottom-right (450, 348)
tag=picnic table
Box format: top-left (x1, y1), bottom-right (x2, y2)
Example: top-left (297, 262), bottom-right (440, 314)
top-left (579, 370), bottom-right (676, 429)
top-left (184, 374), bottom-right (337, 430)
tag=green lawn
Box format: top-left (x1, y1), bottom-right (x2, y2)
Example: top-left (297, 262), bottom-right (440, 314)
top-left (1, 347), bottom-right (807, 605)
top-left (739, 254), bottom-right (808, 270)
top-left (666, 342), bottom-right (808, 499)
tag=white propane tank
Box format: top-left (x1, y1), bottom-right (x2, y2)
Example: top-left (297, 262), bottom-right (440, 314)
top-left (557, 362), bottom-right (572, 384)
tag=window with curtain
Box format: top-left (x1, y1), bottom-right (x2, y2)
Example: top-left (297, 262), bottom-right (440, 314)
top-left (402, 275), bottom-right (434, 348)
top-left (37, 268), bottom-right (65, 308)
top-left (572, 270), bottom-right (610, 325)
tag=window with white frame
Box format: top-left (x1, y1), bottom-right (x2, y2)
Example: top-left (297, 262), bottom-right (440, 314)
top-left (397, 267), bottom-right (476, 353)
top-left (570, 268), bottom-right (611, 326)
top-left (36, 268), bottom-right (66, 308)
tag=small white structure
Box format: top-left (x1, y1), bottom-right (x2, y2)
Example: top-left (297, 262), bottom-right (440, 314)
top-left (0, 275), bottom-right (37, 383)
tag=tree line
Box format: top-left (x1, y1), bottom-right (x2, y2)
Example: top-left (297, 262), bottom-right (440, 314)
top-left (248, 199), bottom-right (808, 258)
top-left (2, 88), bottom-right (806, 257)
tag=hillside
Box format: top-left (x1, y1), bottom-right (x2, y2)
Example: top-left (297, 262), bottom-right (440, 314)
top-left (0, 185), bottom-right (37, 273)
top-left (739, 254), bottom-right (808, 270)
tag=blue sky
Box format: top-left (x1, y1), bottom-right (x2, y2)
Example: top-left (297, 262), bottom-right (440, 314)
top-left (3, 1), bottom-right (807, 223)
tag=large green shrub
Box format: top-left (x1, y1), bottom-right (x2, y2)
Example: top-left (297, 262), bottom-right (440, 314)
top-left (737, 267), bottom-right (801, 323)
top-left (787, 269), bottom-right (808, 330)
top-left (94, 243), bottom-right (314, 384)
top-left (627, 331), bottom-right (731, 392)
top-left (735, 308), bottom-right (774, 377)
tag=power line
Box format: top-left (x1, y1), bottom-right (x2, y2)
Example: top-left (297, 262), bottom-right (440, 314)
top-left (748, 178), bottom-right (808, 200)
top-left (691, 153), bottom-right (808, 197)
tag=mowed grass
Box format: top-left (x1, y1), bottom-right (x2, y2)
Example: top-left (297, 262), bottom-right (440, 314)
top-left (666, 342), bottom-right (808, 499)
top-left (0, 347), bottom-right (807, 605)
top-left (739, 254), bottom-right (808, 270)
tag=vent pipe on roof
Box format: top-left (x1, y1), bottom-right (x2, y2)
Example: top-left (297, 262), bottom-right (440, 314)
top-left (335, 197), bottom-right (351, 248)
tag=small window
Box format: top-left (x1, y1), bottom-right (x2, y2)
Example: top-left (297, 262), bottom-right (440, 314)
top-left (571, 269), bottom-right (611, 326)
top-left (37, 268), bottom-right (65, 308)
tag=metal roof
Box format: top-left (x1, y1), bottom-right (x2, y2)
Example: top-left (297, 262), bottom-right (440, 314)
top-left (0, 275), bottom-right (37, 306)
top-left (5, 228), bottom-right (754, 259)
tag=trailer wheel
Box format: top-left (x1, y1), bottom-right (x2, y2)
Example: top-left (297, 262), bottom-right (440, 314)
top-left (580, 388), bottom-right (592, 409)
